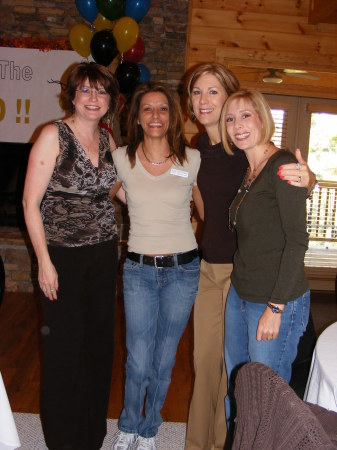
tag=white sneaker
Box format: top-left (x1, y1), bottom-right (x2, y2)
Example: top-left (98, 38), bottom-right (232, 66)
top-left (134, 435), bottom-right (157, 450)
top-left (111, 430), bottom-right (137, 450)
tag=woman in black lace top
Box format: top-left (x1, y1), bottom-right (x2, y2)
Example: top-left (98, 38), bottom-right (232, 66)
top-left (23, 62), bottom-right (123, 450)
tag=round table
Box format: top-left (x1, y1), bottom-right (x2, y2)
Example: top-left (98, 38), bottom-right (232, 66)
top-left (304, 321), bottom-right (337, 412)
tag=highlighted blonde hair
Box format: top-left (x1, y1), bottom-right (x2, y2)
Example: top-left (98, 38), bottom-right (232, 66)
top-left (186, 63), bottom-right (240, 119)
top-left (220, 89), bottom-right (275, 155)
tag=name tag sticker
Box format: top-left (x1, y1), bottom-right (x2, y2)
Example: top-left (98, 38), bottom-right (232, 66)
top-left (170, 168), bottom-right (188, 178)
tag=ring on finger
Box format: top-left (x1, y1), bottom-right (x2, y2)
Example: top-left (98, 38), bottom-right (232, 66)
top-left (298, 176), bottom-right (302, 183)
top-left (296, 162), bottom-right (302, 170)
top-left (50, 288), bottom-right (55, 292)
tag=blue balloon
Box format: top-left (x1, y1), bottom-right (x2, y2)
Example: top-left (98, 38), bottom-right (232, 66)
top-left (125, 0), bottom-right (150, 22)
top-left (76, 0), bottom-right (98, 23)
top-left (138, 63), bottom-right (150, 83)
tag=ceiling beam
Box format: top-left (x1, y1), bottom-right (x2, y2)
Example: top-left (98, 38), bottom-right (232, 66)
top-left (308, 0), bottom-right (337, 24)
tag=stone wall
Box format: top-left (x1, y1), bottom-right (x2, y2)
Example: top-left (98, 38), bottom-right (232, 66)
top-left (0, 0), bottom-right (189, 89)
top-left (0, 227), bottom-right (37, 293)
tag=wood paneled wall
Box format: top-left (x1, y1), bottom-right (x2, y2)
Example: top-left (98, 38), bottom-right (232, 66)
top-left (184, 0), bottom-right (337, 142)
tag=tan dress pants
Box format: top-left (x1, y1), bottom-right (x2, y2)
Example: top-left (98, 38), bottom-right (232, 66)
top-left (185, 260), bottom-right (232, 450)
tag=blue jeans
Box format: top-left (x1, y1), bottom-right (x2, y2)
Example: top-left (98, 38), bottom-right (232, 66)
top-left (118, 253), bottom-right (200, 438)
top-left (224, 284), bottom-right (310, 430)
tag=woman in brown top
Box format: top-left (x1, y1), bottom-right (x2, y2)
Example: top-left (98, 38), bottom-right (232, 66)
top-left (22, 62), bottom-right (123, 450)
top-left (184, 63), bottom-right (315, 450)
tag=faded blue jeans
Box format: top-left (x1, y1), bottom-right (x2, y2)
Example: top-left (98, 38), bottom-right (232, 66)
top-left (224, 284), bottom-right (310, 432)
top-left (118, 253), bottom-right (200, 438)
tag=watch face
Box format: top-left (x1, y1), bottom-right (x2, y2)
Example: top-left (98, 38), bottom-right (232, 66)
top-left (268, 303), bottom-right (281, 314)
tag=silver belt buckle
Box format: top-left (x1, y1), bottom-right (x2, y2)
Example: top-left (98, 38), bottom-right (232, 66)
top-left (154, 255), bottom-right (164, 268)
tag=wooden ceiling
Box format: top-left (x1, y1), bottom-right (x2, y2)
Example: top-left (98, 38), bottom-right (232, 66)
top-left (228, 65), bottom-right (337, 98)
top-left (186, 0), bottom-right (337, 99)
top-left (309, 0), bottom-right (337, 25)
top-left (227, 0), bottom-right (337, 98)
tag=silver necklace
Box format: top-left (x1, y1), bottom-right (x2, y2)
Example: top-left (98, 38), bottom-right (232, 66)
top-left (142, 143), bottom-right (173, 166)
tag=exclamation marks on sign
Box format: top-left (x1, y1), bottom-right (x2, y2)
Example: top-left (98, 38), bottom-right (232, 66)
top-left (16, 99), bottom-right (30, 124)
top-left (25, 100), bottom-right (30, 123)
top-left (0, 99), bottom-right (5, 122)
top-left (16, 99), bottom-right (21, 123)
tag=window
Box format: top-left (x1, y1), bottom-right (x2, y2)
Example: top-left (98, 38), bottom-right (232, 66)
top-left (270, 109), bottom-right (287, 149)
top-left (265, 95), bottom-right (298, 153)
top-left (265, 95), bottom-right (337, 274)
top-left (307, 112), bottom-right (337, 182)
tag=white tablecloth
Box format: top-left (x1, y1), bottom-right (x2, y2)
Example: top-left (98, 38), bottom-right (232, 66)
top-left (0, 373), bottom-right (21, 449)
top-left (304, 321), bottom-right (337, 412)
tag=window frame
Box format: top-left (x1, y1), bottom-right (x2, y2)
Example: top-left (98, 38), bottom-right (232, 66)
top-left (265, 94), bottom-right (337, 161)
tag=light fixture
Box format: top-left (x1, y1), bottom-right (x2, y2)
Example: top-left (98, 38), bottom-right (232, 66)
top-left (262, 68), bottom-right (283, 84)
top-left (262, 74), bottom-right (283, 84)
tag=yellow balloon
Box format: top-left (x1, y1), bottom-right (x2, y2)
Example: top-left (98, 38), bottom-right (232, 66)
top-left (94, 13), bottom-right (114, 31)
top-left (69, 24), bottom-right (92, 58)
top-left (113, 16), bottom-right (139, 53)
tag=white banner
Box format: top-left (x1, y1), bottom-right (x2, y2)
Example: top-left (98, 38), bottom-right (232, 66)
top-left (0, 47), bottom-right (87, 143)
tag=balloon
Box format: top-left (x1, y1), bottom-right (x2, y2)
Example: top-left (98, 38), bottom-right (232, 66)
top-left (138, 63), bottom-right (150, 82)
top-left (75, 0), bottom-right (98, 23)
top-left (90, 30), bottom-right (119, 66)
top-left (125, 0), bottom-right (150, 22)
top-left (94, 13), bottom-right (114, 31)
top-left (96, 0), bottom-right (125, 21)
top-left (69, 24), bottom-right (92, 58)
top-left (123, 37), bottom-right (145, 63)
top-left (113, 16), bottom-right (139, 53)
top-left (115, 61), bottom-right (140, 94)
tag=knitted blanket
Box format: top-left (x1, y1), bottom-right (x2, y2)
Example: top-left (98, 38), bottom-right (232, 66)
top-left (232, 362), bottom-right (337, 449)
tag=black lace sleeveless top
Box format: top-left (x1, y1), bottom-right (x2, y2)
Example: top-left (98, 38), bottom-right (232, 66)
top-left (41, 121), bottom-right (118, 247)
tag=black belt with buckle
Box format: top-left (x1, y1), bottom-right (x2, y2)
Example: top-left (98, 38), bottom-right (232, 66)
top-left (126, 249), bottom-right (199, 268)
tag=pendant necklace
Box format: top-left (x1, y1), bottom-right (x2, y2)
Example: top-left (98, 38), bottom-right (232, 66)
top-left (244, 142), bottom-right (272, 189)
top-left (229, 142), bottom-right (273, 230)
top-left (142, 143), bottom-right (173, 166)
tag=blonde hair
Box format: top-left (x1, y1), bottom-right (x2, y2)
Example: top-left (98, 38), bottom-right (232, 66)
top-left (186, 63), bottom-right (240, 119)
top-left (220, 89), bottom-right (275, 155)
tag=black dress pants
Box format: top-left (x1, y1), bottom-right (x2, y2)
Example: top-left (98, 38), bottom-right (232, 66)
top-left (40, 239), bottom-right (118, 450)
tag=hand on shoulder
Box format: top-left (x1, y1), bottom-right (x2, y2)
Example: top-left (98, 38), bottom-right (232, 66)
top-left (277, 148), bottom-right (316, 190)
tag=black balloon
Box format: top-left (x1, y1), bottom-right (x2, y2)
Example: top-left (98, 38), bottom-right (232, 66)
top-left (90, 30), bottom-right (118, 66)
top-left (115, 61), bottom-right (140, 95)
top-left (96, 0), bottom-right (125, 21)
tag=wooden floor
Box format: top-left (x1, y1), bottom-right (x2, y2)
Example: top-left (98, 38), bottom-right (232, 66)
top-left (0, 289), bottom-right (194, 422)
top-left (0, 288), bottom-right (336, 423)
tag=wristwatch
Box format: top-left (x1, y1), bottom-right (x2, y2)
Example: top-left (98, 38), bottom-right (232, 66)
top-left (267, 302), bottom-right (284, 314)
